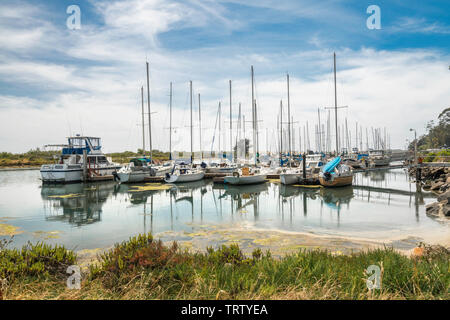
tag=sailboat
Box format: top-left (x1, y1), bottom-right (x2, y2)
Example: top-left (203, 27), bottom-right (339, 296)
top-left (117, 85), bottom-right (153, 183)
top-left (319, 53), bottom-right (353, 188)
top-left (319, 156), bottom-right (353, 187)
top-left (279, 74), bottom-right (304, 185)
top-left (164, 81), bottom-right (205, 183)
top-left (224, 66), bottom-right (266, 185)
top-left (205, 81), bottom-right (238, 174)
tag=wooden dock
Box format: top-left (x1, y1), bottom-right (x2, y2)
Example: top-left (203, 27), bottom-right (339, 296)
top-left (87, 175), bottom-right (115, 182)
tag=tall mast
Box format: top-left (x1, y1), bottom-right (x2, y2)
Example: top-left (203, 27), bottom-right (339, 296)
top-left (318, 107), bottom-right (322, 153)
top-left (229, 80), bottom-right (232, 162)
top-left (287, 74), bottom-right (291, 166)
top-left (251, 66), bottom-right (256, 166)
top-left (219, 102), bottom-right (221, 160)
top-left (190, 80), bottom-right (193, 162)
top-left (146, 61), bottom-right (153, 162)
top-left (141, 86), bottom-right (145, 156)
top-left (169, 82), bottom-right (172, 159)
top-left (280, 100), bottom-right (283, 163)
top-left (333, 52), bottom-right (338, 154)
top-left (198, 93), bottom-right (202, 161)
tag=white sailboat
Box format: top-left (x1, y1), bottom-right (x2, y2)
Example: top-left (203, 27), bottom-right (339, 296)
top-left (279, 74), bottom-right (303, 185)
top-left (164, 80), bottom-right (205, 183)
top-left (224, 66), bottom-right (266, 185)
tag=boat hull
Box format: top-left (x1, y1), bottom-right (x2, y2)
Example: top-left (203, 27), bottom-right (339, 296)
top-left (117, 171), bottom-right (148, 183)
top-left (224, 174), bottom-right (267, 185)
top-left (205, 167), bottom-right (236, 174)
top-left (40, 165), bottom-right (119, 183)
top-left (319, 175), bottom-right (353, 187)
top-left (164, 171), bottom-right (205, 183)
top-left (280, 173), bottom-right (300, 185)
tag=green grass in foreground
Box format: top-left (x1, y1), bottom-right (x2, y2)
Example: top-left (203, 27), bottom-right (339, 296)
top-left (0, 234), bottom-right (448, 300)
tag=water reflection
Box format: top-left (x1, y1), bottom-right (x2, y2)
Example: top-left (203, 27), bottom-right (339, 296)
top-left (41, 182), bottom-right (116, 226)
top-left (10, 167), bottom-right (441, 249)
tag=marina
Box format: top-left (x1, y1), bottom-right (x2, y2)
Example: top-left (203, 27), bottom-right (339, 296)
top-left (1, 167), bottom-right (448, 253)
top-left (1, 0), bottom-right (449, 302)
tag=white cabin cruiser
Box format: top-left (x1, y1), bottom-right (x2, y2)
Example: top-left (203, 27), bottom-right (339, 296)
top-left (305, 154), bottom-right (325, 173)
top-left (40, 136), bottom-right (121, 183)
top-left (369, 150), bottom-right (390, 167)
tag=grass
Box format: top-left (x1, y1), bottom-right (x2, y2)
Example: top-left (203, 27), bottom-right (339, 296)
top-left (0, 234), bottom-right (448, 300)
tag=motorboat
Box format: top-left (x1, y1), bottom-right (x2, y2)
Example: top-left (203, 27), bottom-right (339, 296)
top-left (368, 150), bottom-right (390, 167)
top-left (40, 136), bottom-right (121, 183)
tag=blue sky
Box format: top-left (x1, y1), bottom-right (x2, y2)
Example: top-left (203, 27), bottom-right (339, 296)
top-left (0, 0), bottom-right (449, 153)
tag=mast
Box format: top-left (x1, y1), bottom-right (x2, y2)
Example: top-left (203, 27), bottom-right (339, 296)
top-left (146, 62), bottom-right (152, 162)
top-left (169, 82), bottom-right (172, 159)
top-left (229, 80), bottom-right (232, 163)
top-left (141, 86), bottom-right (145, 156)
top-left (219, 102), bottom-right (221, 161)
top-left (190, 80), bottom-right (193, 163)
top-left (318, 107), bottom-right (322, 153)
top-left (251, 66), bottom-right (256, 166)
top-left (287, 74), bottom-right (291, 166)
top-left (280, 100), bottom-right (283, 164)
top-left (198, 93), bottom-right (202, 161)
top-left (333, 52), bottom-right (338, 154)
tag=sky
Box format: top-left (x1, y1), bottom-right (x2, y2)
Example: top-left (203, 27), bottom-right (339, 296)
top-left (0, 0), bottom-right (449, 153)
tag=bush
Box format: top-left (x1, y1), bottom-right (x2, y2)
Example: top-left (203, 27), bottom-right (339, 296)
top-left (89, 234), bottom-right (188, 287)
top-left (0, 239), bottom-right (77, 282)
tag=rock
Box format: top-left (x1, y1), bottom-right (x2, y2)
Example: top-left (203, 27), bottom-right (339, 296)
top-left (444, 204), bottom-right (450, 217)
top-left (430, 181), bottom-right (445, 191)
top-left (439, 183), bottom-right (449, 193)
top-left (426, 202), bottom-right (440, 217)
top-left (437, 190), bottom-right (450, 203)
top-left (447, 176), bottom-right (450, 184)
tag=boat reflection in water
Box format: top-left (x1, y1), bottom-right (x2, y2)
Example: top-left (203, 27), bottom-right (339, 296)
top-left (318, 186), bottom-right (354, 211)
top-left (41, 182), bottom-right (116, 226)
top-left (213, 182), bottom-right (268, 219)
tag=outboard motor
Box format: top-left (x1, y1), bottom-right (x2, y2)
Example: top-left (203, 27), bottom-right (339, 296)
top-left (112, 171), bottom-right (120, 182)
top-left (165, 172), bottom-right (171, 180)
top-left (200, 162), bottom-right (207, 169)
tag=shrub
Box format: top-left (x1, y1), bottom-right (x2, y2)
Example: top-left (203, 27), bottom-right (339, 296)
top-left (0, 240), bottom-right (76, 282)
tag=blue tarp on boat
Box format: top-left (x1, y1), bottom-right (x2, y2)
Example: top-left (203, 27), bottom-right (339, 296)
top-left (322, 156), bottom-right (341, 173)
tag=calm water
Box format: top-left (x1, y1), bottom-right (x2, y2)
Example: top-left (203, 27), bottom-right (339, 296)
top-left (0, 169), bottom-right (448, 250)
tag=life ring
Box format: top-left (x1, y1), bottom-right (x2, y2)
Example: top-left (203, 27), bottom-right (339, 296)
top-left (233, 171), bottom-right (240, 178)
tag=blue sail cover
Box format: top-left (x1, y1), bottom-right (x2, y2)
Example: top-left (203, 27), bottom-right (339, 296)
top-left (322, 156), bottom-right (341, 173)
